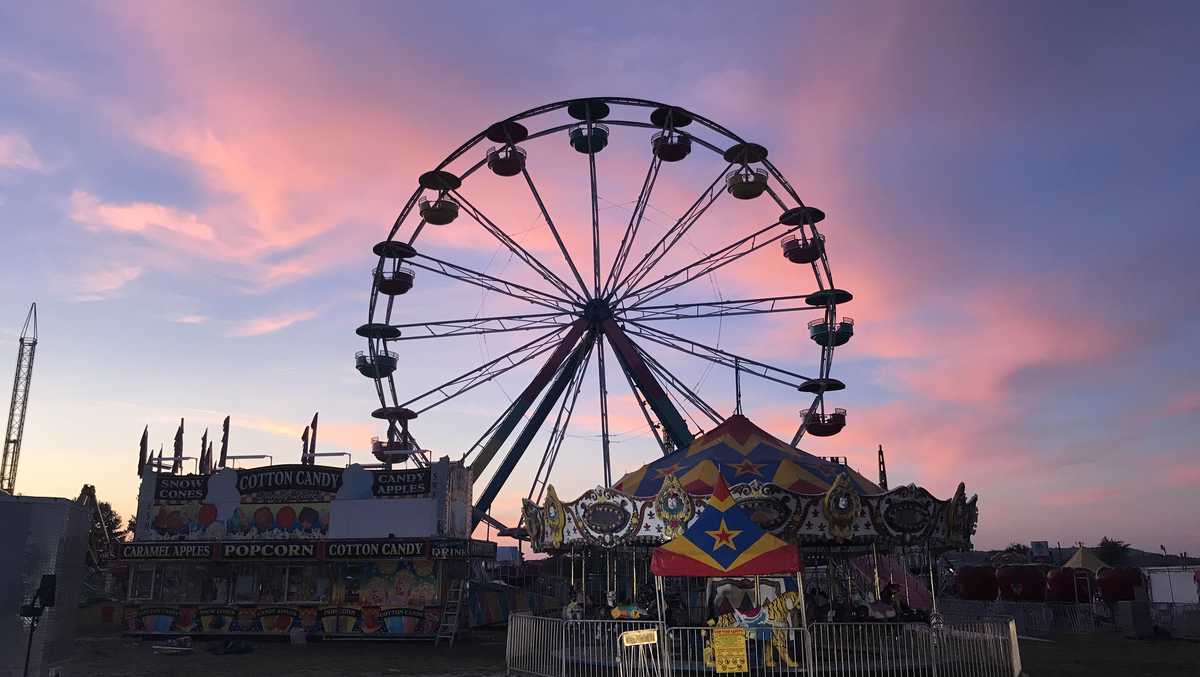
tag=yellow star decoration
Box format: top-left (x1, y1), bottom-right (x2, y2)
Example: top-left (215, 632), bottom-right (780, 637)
top-left (704, 519), bottom-right (742, 551)
top-left (731, 459), bottom-right (765, 477)
top-left (653, 463), bottom-right (684, 479)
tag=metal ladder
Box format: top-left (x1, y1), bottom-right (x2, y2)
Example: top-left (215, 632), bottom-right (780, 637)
top-left (435, 579), bottom-right (465, 647)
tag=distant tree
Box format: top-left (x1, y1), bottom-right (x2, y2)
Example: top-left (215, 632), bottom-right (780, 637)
top-left (1097, 537), bottom-right (1132, 565)
top-left (126, 516), bottom-right (137, 538)
top-left (992, 542), bottom-right (1030, 565)
top-left (1005, 543), bottom-right (1031, 557)
top-left (90, 501), bottom-right (128, 553)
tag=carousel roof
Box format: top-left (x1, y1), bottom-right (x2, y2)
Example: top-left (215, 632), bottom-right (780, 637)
top-left (613, 415), bottom-right (880, 497)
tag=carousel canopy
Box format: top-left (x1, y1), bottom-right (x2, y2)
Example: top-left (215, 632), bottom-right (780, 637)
top-left (652, 474), bottom-right (800, 577)
top-left (615, 415), bottom-right (879, 497)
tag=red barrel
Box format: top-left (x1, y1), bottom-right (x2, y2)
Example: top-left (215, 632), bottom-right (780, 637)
top-left (1097, 567), bottom-right (1142, 603)
top-left (955, 566), bottom-right (999, 601)
top-left (997, 564), bottom-right (1048, 602)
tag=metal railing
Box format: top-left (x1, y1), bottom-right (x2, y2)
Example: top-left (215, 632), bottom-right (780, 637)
top-left (507, 613), bottom-right (1020, 677)
top-left (939, 599), bottom-right (1101, 637)
top-left (1151, 602), bottom-right (1200, 639)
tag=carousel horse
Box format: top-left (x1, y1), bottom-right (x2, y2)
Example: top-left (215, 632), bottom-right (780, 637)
top-left (703, 591), bottom-right (800, 669)
top-left (609, 602), bottom-right (650, 620)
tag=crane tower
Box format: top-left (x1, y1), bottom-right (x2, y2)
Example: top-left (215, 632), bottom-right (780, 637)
top-left (1, 303), bottom-right (37, 494)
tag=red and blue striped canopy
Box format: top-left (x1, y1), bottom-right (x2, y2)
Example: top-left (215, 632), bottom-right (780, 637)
top-left (615, 415), bottom-right (878, 497)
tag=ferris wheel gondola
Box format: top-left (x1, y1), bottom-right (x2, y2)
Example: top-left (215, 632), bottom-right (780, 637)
top-left (359, 97), bottom-right (855, 525)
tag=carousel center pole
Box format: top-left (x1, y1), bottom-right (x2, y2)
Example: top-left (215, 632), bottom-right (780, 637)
top-left (871, 542), bottom-right (881, 599)
top-left (926, 546), bottom-right (939, 614)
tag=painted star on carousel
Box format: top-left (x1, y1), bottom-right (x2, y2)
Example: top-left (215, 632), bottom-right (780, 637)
top-left (653, 463), bottom-right (685, 479)
top-left (731, 458), bottom-right (766, 478)
top-left (704, 518), bottom-right (742, 551)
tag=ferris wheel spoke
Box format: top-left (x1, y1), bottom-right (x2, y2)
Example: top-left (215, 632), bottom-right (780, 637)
top-left (621, 294), bottom-right (822, 322)
top-left (608, 163), bottom-right (731, 302)
top-left (624, 321), bottom-right (814, 388)
top-left (399, 326), bottom-right (569, 413)
top-left (614, 349), bottom-right (670, 456)
top-left (640, 348), bottom-right (723, 431)
top-left (602, 154), bottom-right (662, 299)
top-left (527, 336), bottom-right (594, 505)
top-left (587, 119), bottom-right (602, 298)
top-left (450, 189), bottom-right (586, 304)
top-left (520, 167), bottom-right (591, 298)
top-left (595, 334), bottom-right (612, 486)
top-left (408, 253), bottom-right (574, 312)
top-left (473, 324), bottom-right (593, 524)
top-left (624, 220), bottom-right (801, 308)
top-left (387, 310), bottom-right (571, 341)
top-left (600, 319), bottom-right (695, 450)
top-left (631, 337), bottom-right (723, 426)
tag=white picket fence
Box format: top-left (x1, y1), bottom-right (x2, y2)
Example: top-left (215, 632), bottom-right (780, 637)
top-left (506, 613), bottom-right (1021, 677)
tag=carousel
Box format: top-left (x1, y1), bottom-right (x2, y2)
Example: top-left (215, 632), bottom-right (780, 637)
top-left (522, 414), bottom-right (978, 626)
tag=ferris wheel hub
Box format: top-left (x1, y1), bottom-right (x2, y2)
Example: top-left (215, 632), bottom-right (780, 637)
top-left (583, 299), bottom-right (613, 323)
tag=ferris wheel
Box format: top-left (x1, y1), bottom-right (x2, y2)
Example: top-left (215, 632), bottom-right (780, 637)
top-left (358, 97), bottom-right (854, 527)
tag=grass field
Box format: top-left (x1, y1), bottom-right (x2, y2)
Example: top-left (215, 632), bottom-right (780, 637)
top-left (1019, 634), bottom-right (1200, 677)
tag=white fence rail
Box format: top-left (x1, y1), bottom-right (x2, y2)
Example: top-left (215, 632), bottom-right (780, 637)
top-left (1151, 603), bottom-right (1200, 640)
top-left (939, 599), bottom-right (1099, 637)
top-left (507, 613), bottom-right (1020, 677)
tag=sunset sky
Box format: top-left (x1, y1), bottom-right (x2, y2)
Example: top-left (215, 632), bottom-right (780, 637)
top-left (1, 2), bottom-right (1196, 554)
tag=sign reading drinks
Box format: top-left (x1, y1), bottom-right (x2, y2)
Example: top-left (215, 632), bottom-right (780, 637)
top-left (371, 469), bottom-right (431, 497)
top-left (121, 542), bottom-right (214, 560)
top-left (154, 475), bottom-right (209, 502)
top-left (237, 465), bottom-right (343, 494)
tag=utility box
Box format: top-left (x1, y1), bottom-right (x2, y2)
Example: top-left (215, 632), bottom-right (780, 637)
top-left (0, 494), bottom-right (91, 677)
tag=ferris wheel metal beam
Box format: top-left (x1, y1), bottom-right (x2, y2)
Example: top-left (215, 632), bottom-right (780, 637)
top-left (624, 220), bottom-right (801, 308)
top-left (468, 319), bottom-right (589, 482)
top-left (615, 349), bottom-right (670, 455)
top-left (595, 333), bottom-right (612, 487)
top-left (399, 326), bottom-right (568, 413)
top-left (599, 319), bottom-right (694, 451)
top-left (624, 321), bottom-right (814, 389)
top-left (633, 340), bottom-right (724, 426)
top-left (607, 164), bottom-right (730, 303)
top-left (386, 310), bottom-right (570, 341)
top-left (527, 337), bottom-right (594, 506)
top-left (473, 325), bottom-right (593, 526)
top-left (620, 294), bottom-right (821, 322)
top-left (602, 154), bottom-right (661, 299)
top-left (450, 189), bottom-right (586, 304)
top-left (408, 253), bottom-right (575, 313)
top-left (521, 167), bottom-right (591, 298)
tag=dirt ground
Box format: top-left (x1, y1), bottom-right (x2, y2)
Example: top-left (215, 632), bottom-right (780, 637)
top-left (70, 630), bottom-right (509, 677)
top-left (68, 630), bottom-right (1199, 676)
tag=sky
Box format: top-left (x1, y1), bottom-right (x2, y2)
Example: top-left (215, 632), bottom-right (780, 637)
top-left (1, 1), bottom-right (1197, 554)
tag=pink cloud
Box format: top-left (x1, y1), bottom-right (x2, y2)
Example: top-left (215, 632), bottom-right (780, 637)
top-left (228, 309), bottom-right (318, 337)
top-left (0, 132), bottom-right (45, 171)
top-left (71, 190), bottom-right (214, 240)
top-left (75, 263), bottom-right (142, 301)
